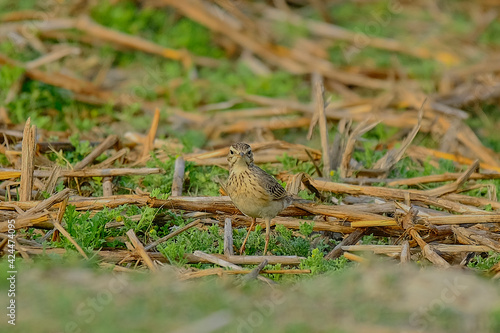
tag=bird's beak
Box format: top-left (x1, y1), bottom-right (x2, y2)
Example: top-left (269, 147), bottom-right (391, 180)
top-left (240, 152), bottom-right (245, 157)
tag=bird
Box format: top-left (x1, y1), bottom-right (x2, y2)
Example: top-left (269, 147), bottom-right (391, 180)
top-left (226, 142), bottom-right (292, 255)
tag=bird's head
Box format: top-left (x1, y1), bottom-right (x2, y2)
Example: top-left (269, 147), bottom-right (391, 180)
top-left (228, 142), bottom-right (254, 169)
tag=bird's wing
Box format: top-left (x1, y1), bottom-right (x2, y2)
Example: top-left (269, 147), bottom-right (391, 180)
top-left (253, 165), bottom-right (288, 201)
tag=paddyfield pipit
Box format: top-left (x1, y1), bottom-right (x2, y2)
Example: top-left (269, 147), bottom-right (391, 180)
top-left (226, 142), bottom-right (292, 254)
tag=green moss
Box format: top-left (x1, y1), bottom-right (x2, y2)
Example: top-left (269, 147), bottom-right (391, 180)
top-left (468, 251), bottom-right (500, 271)
top-left (480, 20), bottom-right (500, 45)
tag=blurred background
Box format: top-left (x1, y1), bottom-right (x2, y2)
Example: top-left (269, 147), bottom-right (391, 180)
top-left (0, 0), bottom-right (499, 155)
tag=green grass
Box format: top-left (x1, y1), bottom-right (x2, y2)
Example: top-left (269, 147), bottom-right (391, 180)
top-left (479, 20), bottom-right (500, 46)
top-left (468, 251), bottom-right (500, 271)
top-left (44, 197), bottom-right (345, 276)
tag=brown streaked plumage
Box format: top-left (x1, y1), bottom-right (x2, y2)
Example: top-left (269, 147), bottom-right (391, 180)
top-left (226, 142), bottom-right (292, 254)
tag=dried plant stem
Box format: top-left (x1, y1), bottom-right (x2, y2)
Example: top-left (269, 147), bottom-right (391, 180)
top-left (102, 177), bottom-right (113, 197)
top-left (193, 250), bottom-right (274, 284)
top-left (307, 178), bottom-right (485, 214)
top-left (171, 156), bottom-right (185, 197)
top-left (126, 229), bottom-right (159, 272)
top-left (343, 252), bottom-right (367, 263)
top-left (52, 198), bottom-right (89, 259)
top-left (21, 246), bottom-right (305, 265)
top-left (0, 168), bottom-right (163, 179)
top-left (224, 218), bottom-right (234, 256)
top-left (325, 228), bottom-right (366, 260)
top-left (74, 135), bottom-right (118, 170)
top-left (180, 268), bottom-right (310, 280)
top-left (387, 172), bottom-right (500, 187)
top-left (20, 118), bottom-right (36, 201)
top-left (409, 229), bottom-right (450, 268)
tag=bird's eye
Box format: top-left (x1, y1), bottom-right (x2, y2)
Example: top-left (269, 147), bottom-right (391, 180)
top-left (230, 150), bottom-right (234, 155)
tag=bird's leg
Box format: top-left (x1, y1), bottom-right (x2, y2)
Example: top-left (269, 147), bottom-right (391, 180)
top-left (239, 217), bottom-right (256, 255)
top-left (263, 217), bottom-right (271, 255)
